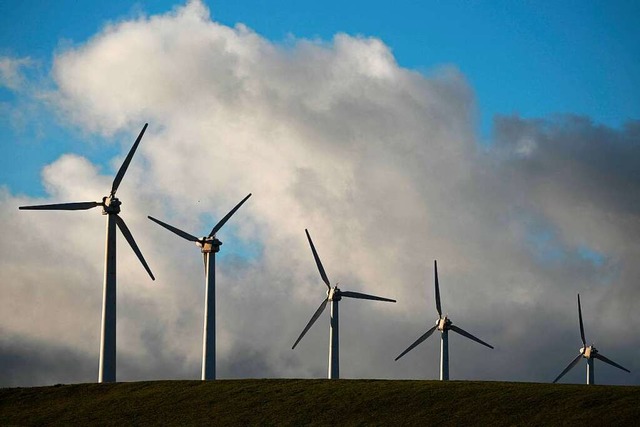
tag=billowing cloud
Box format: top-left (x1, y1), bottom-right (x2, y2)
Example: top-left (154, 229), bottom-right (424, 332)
top-left (1, 1), bottom-right (638, 386)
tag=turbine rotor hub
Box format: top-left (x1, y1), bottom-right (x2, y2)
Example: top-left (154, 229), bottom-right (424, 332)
top-left (437, 316), bottom-right (451, 331)
top-left (581, 345), bottom-right (596, 358)
top-left (101, 196), bottom-right (121, 215)
top-left (197, 236), bottom-right (222, 253)
top-left (328, 286), bottom-right (341, 301)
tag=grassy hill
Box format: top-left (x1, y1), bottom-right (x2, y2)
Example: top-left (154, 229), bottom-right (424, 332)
top-left (1, 379), bottom-right (639, 426)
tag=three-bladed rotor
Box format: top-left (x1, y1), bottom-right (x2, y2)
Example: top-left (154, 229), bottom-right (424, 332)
top-left (395, 260), bottom-right (493, 362)
top-left (19, 123), bottom-right (154, 280)
top-left (147, 193), bottom-right (252, 254)
top-left (291, 229), bottom-right (396, 350)
top-left (552, 294), bottom-right (630, 383)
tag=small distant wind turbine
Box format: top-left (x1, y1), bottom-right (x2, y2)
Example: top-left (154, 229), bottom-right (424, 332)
top-left (292, 229), bottom-right (396, 379)
top-left (147, 193), bottom-right (251, 380)
top-left (19, 123), bottom-right (155, 383)
top-left (553, 294), bottom-right (630, 385)
top-left (395, 260), bottom-right (493, 380)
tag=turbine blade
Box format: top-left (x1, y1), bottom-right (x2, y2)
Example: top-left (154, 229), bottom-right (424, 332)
top-left (552, 354), bottom-right (582, 383)
top-left (292, 298), bottom-right (328, 349)
top-left (305, 229), bottom-right (330, 289)
top-left (434, 260), bottom-right (442, 318)
top-left (148, 216), bottom-right (200, 242)
top-left (115, 215), bottom-right (155, 280)
top-left (594, 353), bottom-right (631, 373)
top-left (208, 193), bottom-right (252, 237)
top-left (19, 201), bottom-right (101, 211)
top-left (578, 294), bottom-right (586, 346)
top-left (449, 324), bottom-right (494, 349)
top-left (395, 325), bottom-right (438, 361)
top-left (341, 291), bottom-right (396, 303)
top-left (111, 123), bottom-right (148, 196)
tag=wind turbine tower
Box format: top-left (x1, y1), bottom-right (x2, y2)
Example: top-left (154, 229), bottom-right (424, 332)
top-left (19, 123), bottom-right (155, 383)
top-left (553, 294), bottom-right (630, 385)
top-left (292, 229), bottom-right (396, 379)
top-left (148, 193), bottom-right (251, 380)
top-left (395, 260), bottom-right (493, 380)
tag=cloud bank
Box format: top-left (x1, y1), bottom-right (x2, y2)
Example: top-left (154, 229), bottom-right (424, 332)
top-left (1, 1), bottom-right (638, 386)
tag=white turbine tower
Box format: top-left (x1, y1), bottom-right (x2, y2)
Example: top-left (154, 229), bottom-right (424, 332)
top-left (147, 193), bottom-right (251, 380)
top-left (553, 294), bottom-right (630, 385)
top-left (395, 260), bottom-right (493, 380)
top-left (292, 229), bottom-right (396, 379)
top-left (19, 123), bottom-right (155, 383)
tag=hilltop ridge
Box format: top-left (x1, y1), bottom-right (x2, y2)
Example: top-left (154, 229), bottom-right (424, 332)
top-left (1, 379), bottom-right (639, 425)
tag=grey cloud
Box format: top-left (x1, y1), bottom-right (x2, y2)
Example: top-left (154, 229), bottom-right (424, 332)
top-left (492, 115), bottom-right (640, 309)
top-left (494, 115), bottom-right (640, 218)
top-left (0, 332), bottom-right (95, 387)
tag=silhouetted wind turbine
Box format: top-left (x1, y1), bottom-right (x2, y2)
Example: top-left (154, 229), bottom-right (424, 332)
top-left (395, 260), bottom-right (493, 380)
top-left (292, 229), bottom-right (396, 379)
top-left (553, 294), bottom-right (630, 385)
top-left (148, 193), bottom-right (251, 380)
top-left (19, 123), bottom-right (154, 383)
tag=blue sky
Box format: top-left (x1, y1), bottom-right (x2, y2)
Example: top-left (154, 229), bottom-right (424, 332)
top-left (1, 1), bottom-right (639, 197)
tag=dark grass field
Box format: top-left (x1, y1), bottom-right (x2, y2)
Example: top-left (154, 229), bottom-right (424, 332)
top-left (1, 379), bottom-right (638, 426)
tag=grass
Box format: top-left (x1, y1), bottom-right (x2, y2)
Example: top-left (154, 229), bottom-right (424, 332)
top-left (1, 379), bottom-right (638, 426)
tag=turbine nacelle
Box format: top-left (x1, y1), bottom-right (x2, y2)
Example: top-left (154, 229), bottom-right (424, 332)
top-left (436, 316), bottom-right (451, 331)
top-left (196, 236), bottom-right (222, 253)
top-left (101, 196), bottom-right (121, 215)
top-left (327, 285), bottom-right (342, 301)
top-left (580, 345), bottom-right (596, 359)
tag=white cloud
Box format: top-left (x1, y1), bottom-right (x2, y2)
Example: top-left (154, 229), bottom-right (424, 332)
top-left (2, 1), bottom-right (638, 385)
top-left (0, 56), bottom-right (35, 90)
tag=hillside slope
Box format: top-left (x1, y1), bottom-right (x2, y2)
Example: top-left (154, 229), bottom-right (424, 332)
top-left (1, 379), bottom-right (639, 426)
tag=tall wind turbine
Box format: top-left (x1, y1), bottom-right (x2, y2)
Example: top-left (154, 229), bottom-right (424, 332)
top-left (147, 193), bottom-right (251, 380)
top-left (395, 260), bottom-right (493, 380)
top-left (19, 123), bottom-right (155, 383)
top-left (553, 294), bottom-right (630, 385)
top-left (292, 229), bottom-right (396, 379)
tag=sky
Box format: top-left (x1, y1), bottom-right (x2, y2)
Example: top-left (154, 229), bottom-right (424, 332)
top-left (1, 0), bottom-right (639, 387)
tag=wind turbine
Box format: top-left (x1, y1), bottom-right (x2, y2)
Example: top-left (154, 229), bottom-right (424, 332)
top-left (553, 294), bottom-right (630, 385)
top-left (147, 193), bottom-right (251, 380)
top-left (19, 123), bottom-right (155, 383)
top-left (292, 229), bottom-right (396, 379)
top-left (395, 260), bottom-right (493, 380)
